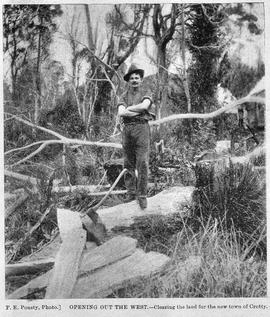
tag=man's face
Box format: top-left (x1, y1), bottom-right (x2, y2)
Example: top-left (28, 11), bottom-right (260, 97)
top-left (129, 72), bottom-right (142, 88)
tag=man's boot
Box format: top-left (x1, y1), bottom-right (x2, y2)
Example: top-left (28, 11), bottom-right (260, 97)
top-left (138, 196), bottom-right (147, 210)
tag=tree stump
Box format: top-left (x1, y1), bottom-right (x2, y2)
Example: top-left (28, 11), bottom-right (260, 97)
top-left (193, 153), bottom-right (231, 206)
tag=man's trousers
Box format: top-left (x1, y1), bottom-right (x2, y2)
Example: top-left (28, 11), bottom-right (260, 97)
top-left (122, 122), bottom-right (150, 198)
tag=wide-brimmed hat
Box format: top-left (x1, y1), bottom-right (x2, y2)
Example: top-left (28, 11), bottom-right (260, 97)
top-left (124, 63), bottom-right (144, 82)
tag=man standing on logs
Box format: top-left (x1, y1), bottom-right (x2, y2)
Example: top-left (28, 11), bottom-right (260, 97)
top-left (117, 64), bottom-right (155, 209)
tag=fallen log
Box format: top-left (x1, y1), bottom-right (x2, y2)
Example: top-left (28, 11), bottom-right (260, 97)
top-left (7, 270), bottom-right (51, 299)
top-left (7, 236), bottom-right (137, 299)
top-left (52, 184), bottom-right (106, 194)
top-left (57, 208), bottom-right (82, 241)
top-left (57, 186), bottom-right (193, 233)
top-left (6, 258), bottom-right (55, 277)
top-left (71, 249), bottom-right (170, 298)
top-left (85, 190), bottom-right (126, 196)
top-left (4, 188), bottom-right (25, 201)
top-left (52, 182), bottom-right (162, 196)
top-left (4, 170), bottom-right (38, 185)
top-left (4, 170), bottom-right (38, 193)
top-left (96, 186), bottom-right (194, 231)
top-left (20, 235), bottom-right (61, 263)
top-left (78, 236), bottom-right (137, 276)
top-left (55, 187), bottom-right (193, 236)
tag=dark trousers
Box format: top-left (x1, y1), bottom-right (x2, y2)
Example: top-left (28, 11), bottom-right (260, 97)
top-left (122, 122), bottom-right (150, 197)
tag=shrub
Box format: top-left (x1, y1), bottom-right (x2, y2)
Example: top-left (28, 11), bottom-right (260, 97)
top-left (192, 161), bottom-right (266, 257)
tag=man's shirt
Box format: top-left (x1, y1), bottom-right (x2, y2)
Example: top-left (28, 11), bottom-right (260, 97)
top-left (118, 86), bottom-right (155, 122)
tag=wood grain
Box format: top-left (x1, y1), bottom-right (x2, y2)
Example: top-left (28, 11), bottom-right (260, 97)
top-left (72, 249), bottom-right (170, 298)
top-left (45, 228), bottom-right (86, 299)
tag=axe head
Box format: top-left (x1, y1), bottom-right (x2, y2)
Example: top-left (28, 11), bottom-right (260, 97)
top-left (81, 211), bottom-right (107, 246)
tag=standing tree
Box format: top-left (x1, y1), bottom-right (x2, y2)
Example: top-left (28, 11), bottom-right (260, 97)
top-left (3, 4), bottom-right (62, 122)
top-left (187, 4), bottom-right (225, 113)
top-left (3, 5), bottom-right (34, 104)
top-left (151, 4), bottom-right (179, 119)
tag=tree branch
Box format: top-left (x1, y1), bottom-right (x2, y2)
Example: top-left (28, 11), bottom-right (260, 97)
top-left (7, 138), bottom-right (122, 167)
top-left (5, 114), bottom-right (123, 166)
top-left (162, 4), bottom-right (177, 47)
top-left (5, 140), bottom-right (47, 156)
top-left (201, 4), bottom-right (225, 25)
top-left (11, 143), bottom-right (48, 167)
top-left (150, 96), bottom-right (264, 126)
top-left (6, 113), bottom-right (68, 140)
top-left (116, 6), bottom-right (150, 66)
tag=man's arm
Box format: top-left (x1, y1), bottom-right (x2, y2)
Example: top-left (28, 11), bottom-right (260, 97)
top-left (118, 105), bottom-right (139, 117)
top-left (127, 98), bottom-right (151, 113)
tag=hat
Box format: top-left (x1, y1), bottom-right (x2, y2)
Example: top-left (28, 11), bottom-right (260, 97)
top-left (124, 64), bottom-right (144, 82)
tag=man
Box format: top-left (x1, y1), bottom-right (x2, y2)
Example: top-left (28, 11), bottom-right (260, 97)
top-left (117, 64), bottom-right (154, 209)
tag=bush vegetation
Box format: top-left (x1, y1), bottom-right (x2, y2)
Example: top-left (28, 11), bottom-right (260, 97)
top-left (112, 219), bottom-right (266, 298)
top-left (112, 161), bottom-right (266, 298)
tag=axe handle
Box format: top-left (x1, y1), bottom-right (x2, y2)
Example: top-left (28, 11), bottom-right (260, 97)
top-left (88, 168), bottom-right (127, 214)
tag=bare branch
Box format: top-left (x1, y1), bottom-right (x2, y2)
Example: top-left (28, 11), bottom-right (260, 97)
top-left (102, 67), bottom-right (117, 95)
top-left (6, 113), bottom-right (68, 140)
top-left (116, 5), bottom-right (151, 66)
top-left (7, 138), bottom-right (122, 167)
top-left (5, 140), bottom-right (47, 155)
top-left (162, 4), bottom-right (177, 46)
top-left (74, 39), bottom-right (121, 82)
top-left (12, 143), bottom-right (48, 166)
top-left (151, 96), bottom-right (265, 126)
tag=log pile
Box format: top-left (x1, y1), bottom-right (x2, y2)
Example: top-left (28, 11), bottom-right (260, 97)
top-left (7, 186), bottom-right (194, 299)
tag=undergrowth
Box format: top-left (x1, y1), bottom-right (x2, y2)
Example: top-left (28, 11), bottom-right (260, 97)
top-left (5, 149), bottom-right (266, 298)
top-left (193, 161), bottom-right (266, 257)
top-left (112, 216), bottom-right (266, 298)
top-left (112, 161), bottom-right (266, 298)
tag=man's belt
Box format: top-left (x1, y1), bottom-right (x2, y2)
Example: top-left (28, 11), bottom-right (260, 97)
top-left (123, 117), bottom-right (148, 125)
